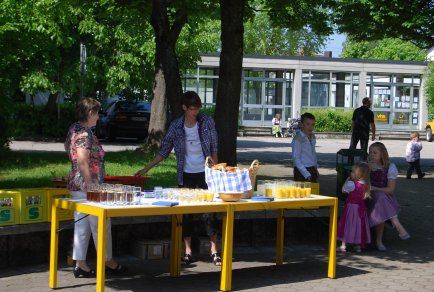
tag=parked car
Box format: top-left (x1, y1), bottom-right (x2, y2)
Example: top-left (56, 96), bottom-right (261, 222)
top-left (96, 100), bottom-right (151, 141)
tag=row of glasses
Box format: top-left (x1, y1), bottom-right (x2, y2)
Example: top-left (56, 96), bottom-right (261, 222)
top-left (87, 183), bottom-right (142, 205)
top-left (256, 180), bottom-right (312, 199)
top-left (86, 184), bottom-right (217, 205)
top-left (177, 188), bottom-right (214, 204)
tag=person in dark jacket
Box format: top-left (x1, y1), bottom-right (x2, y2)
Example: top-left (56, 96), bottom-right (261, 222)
top-left (350, 97), bottom-right (376, 153)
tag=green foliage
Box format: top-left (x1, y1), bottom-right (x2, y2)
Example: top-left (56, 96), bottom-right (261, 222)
top-left (306, 109), bottom-right (353, 132)
top-left (334, 0), bottom-right (433, 49)
top-left (341, 38), bottom-right (427, 61)
top-left (0, 150), bottom-right (177, 189)
top-left (200, 105), bottom-right (216, 119)
top-left (262, 0), bottom-right (335, 37)
top-left (20, 72), bottom-right (57, 95)
top-left (425, 62), bottom-right (434, 116)
top-left (11, 103), bottom-right (76, 138)
top-left (243, 6), bottom-right (328, 56)
top-left (177, 19), bottom-right (221, 69)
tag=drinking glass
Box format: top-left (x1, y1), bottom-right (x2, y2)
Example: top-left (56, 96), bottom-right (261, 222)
top-left (124, 185), bottom-right (134, 205)
top-left (114, 184), bottom-right (125, 205)
top-left (99, 183), bottom-right (108, 204)
top-left (106, 185), bottom-right (115, 205)
top-left (256, 180), bottom-right (266, 196)
top-left (86, 183), bottom-right (97, 201)
top-left (304, 182), bottom-right (312, 197)
top-left (154, 186), bottom-right (163, 200)
top-left (206, 191), bottom-right (214, 202)
top-left (133, 186), bottom-right (142, 205)
top-left (264, 181), bottom-right (275, 197)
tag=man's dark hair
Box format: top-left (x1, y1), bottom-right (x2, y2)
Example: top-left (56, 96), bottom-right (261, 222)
top-left (362, 97), bottom-right (371, 106)
top-left (182, 91), bottom-right (202, 108)
top-left (301, 112), bottom-right (315, 123)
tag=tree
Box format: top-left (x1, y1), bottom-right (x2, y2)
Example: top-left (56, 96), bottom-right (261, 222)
top-left (143, 0), bottom-right (220, 151)
top-left (0, 0), bottom-right (81, 112)
top-left (146, 0), bottom-right (186, 150)
top-left (341, 38), bottom-right (426, 61)
top-left (334, 0), bottom-right (434, 49)
top-left (425, 62), bottom-right (434, 116)
top-left (243, 8), bottom-right (328, 56)
top-left (216, 0), bottom-right (335, 164)
top-left (215, 0), bottom-right (245, 165)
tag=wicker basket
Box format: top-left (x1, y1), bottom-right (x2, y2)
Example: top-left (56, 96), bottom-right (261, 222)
top-left (242, 160), bottom-right (260, 199)
top-left (204, 157), bottom-right (259, 199)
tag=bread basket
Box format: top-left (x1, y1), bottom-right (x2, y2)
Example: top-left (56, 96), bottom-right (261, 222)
top-left (242, 159), bottom-right (260, 199)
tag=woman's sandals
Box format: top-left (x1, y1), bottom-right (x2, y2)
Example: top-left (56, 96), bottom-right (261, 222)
top-left (211, 253), bottom-right (222, 266)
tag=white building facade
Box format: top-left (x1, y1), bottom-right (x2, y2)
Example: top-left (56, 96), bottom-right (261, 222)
top-left (182, 54), bottom-right (428, 131)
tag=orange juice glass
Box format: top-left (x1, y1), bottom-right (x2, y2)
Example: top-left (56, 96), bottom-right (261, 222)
top-left (206, 192), bottom-right (214, 202)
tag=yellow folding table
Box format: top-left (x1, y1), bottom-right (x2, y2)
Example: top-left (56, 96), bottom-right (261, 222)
top-left (49, 195), bottom-right (337, 292)
top-left (49, 199), bottom-right (228, 292)
top-left (219, 195), bottom-right (338, 291)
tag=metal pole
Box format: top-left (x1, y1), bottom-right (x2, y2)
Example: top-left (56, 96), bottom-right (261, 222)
top-left (80, 42), bottom-right (86, 99)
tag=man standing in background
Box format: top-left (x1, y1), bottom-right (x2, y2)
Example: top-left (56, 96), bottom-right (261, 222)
top-left (350, 97), bottom-right (376, 153)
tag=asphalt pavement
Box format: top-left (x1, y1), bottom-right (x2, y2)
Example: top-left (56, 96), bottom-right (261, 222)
top-left (2, 137), bottom-right (434, 291)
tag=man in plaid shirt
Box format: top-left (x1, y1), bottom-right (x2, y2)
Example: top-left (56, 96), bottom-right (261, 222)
top-left (136, 91), bottom-right (221, 266)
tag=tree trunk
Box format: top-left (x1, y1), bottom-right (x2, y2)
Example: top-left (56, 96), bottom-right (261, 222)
top-left (45, 93), bottom-right (58, 113)
top-left (215, 0), bottom-right (244, 165)
top-left (145, 0), bottom-right (186, 151)
top-left (45, 47), bottom-right (65, 114)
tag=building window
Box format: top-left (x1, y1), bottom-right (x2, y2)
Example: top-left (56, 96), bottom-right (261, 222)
top-left (367, 73), bottom-right (421, 128)
top-left (302, 70), bottom-right (359, 109)
top-left (182, 67), bottom-right (219, 106)
top-left (242, 69), bottom-right (293, 126)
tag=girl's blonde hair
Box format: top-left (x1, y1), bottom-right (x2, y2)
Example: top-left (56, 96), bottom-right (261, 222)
top-left (352, 162), bottom-right (371, 200)
top-left (369, 142), bottom-right (390, 168)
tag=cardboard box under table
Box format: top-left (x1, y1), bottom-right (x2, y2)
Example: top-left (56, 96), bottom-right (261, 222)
top-left (0, 190), bottom-right (21, 226)
top-left (131, 239), bottom-right (169, 260)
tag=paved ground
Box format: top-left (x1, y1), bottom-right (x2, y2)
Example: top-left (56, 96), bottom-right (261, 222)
top-left (2, 137), bottom-right (434, 291)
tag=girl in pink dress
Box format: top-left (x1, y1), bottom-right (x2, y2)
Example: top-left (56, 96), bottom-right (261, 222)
top-left (338, 163), bottom-right (372, 252)
top-left (367, 142), bottom-right (410, 252)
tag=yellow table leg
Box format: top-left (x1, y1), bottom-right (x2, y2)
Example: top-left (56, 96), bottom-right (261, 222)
top-left (220, 204), bottom-right (234, 292)
top-left (328, 199), bottom-right (338, 278)
top-left (170, 214), bottom-right (183, 277)
top-left (96, 210), bottom-right (107, 292)
top-left (276, 208), bottom-right (285, 265)
top-left (49, 203), bottom-right (59, 288)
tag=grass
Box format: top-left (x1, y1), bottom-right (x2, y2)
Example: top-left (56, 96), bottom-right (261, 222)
top-left (0, 150), bottom-right (178, 190)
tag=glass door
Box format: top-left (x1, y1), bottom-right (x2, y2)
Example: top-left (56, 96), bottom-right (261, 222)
top-left (242, 75), bottom-right (287, 126)
top-left (242, 79), bottom-right (263, 126)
